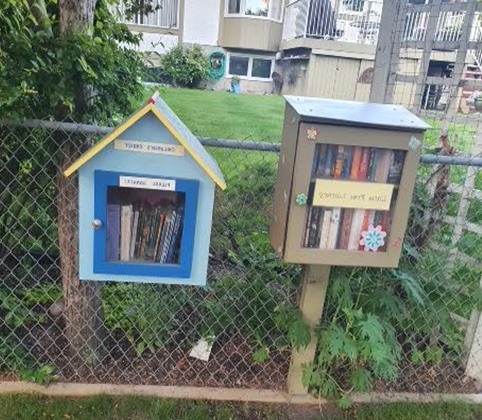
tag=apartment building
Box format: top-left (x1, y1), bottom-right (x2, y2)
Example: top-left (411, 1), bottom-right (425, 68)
top-left (116, 0), bottom-right (482, 111)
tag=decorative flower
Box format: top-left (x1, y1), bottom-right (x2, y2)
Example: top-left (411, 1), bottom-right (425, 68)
top-left (306, 127), bottom-right (318, 141)
top-left (360, 225), bottom-right (387, 252)
top-left (408, 136), bottom-right (421, 150)
top-left (295, 193), bottom-right (307, 206)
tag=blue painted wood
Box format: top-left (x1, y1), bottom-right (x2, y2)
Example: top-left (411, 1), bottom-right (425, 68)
top-left (153, 98), bottom-right (225, 186)
top-left (92, 170), bottom-right (198, 278)
top-left (78, 111), bottom-right (216, 286)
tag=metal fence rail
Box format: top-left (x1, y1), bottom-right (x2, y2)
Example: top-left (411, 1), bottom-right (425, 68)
top-left (0, 118), bottom-right (481, 398)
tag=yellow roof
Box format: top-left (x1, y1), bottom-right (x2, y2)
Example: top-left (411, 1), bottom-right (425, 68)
top-left (64, 94), bottom-right (226, 190)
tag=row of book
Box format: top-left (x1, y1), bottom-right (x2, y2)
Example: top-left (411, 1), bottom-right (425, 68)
top-left (304, 145), bottom-right (404, 250)
top-left (106, 200), bottom-right (184, 264)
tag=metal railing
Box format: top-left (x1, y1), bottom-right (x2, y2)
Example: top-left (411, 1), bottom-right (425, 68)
top-left (282, 0), bottom-right (383, 45)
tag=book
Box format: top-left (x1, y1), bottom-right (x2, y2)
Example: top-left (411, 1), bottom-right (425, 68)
top-left (134, 203), bottom-right (145, 259)
top-left (106, 204), bottom-right (120, 261)
top-left (370, 150), bottom-right (393, 233)
top-left (322, 145), bottom-right (336, 177)
top-left (129, 206), bottom-right (139, 260)
top-left (367, 148), bottom-right (378, 181)
top-left (327, 209), bottom-right (341, 249)
top-left (358, 147), bottom-right (370, 181)
top-left (308, 207), bottom-right (323, 248)
top-left (388, 150), bottom-right (405, 184)
top-left (167, 207), bottom-right (184, 263)
top-left (314, 144), bottom-right (328, 177)
top-left (339, 146), bottom-right (362, 249)
top-left (338, 208), bottom-right (353, 250)
top-left (120, 204), bottom-right (133, 261)
top-left (161, 209), bottom-right (177, 263)
top-left (333, 146), bottom-right (348, 179)
top-left (347, 209), bottom-right (365, 250)
top-left (350, 146), bottom-right (363, 179)
top-left (319, 209), bottom-right (332, 249)
top-left (348, 147), bottom-right (370, 250)
top-left (153, 212), bottom-right (166, 260)
top-left (304, 207), bottom-right (313, 247)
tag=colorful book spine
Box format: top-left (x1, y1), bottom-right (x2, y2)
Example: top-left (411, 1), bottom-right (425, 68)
top-left (387, 150), bottom-right (405, 184)
top-left (120, 204), bottom-right (133, 261)
top-left (319, 209), bottom-right (332, 249)
top-left (326, 209), bottom-right (341, 249)
top-left (167, 207), bottom-right (184, 263)
top-left (348, 147), bottom-right (370, 251)
top-left (315, 144), bottom-right (328, 177)
top-left (106, 204), bottom-right (120, 261)
top-left (153, 212), bottom-right (166, 260)
top-left (129, 207), bottom-right (139, 260)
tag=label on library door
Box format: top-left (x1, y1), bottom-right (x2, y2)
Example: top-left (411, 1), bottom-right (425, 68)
top-left (312, 179), bottom-right (394, 211)
top-left (119, 176), bottom-right (176, 191)
top-left (114, 139), bottom-right (185, 157)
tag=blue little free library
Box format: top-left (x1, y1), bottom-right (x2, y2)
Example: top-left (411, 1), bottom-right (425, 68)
top-left (64, 92), bottom-right (226, 286)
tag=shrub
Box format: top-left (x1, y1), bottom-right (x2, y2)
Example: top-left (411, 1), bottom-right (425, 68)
top-left (160, 45), bottom-right (209, 88)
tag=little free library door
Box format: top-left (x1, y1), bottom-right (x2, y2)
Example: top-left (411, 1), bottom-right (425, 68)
top-left (94, 171), bottom-right (198, 278)
top-left (284, 123), bottom-right (422, 267)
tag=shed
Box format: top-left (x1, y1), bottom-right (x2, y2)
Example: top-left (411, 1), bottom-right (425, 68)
top-left (64, 92), bottom-right (225, 286)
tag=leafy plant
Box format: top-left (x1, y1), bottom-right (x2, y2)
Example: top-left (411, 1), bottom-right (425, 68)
top-left (160, 45), bottom-right (209, 88)
top-left (20, 365), bottom-right (59, 385)
top-left (102, 283), bottom-right (190, 355)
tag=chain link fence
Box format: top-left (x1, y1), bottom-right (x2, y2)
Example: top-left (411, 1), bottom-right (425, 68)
top-left (0, 114), bottom-right (481, 399)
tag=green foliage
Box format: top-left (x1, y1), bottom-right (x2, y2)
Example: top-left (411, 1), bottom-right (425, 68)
top-left (252, 346), bottom-right (270, 364)
top-left (20, 364), bottom-right (59, 385)
top-left (0, 334), bottom-right (28, 372)
top-left (306, 179), bottom-right (481, 406)
top-left (102, 284), bottom-right (190, 355)
top-left (0, 0), bottom-right (145, 122)
top-left (160, 45), bottom-right (209, 88)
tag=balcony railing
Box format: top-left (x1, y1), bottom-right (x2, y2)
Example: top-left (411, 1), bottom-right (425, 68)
top-left (282, 0), bottom-right (482, 52)
top-left (115, 0), bottom-right (179, 29)
top-left (282, 0), bottom-right (383, 45)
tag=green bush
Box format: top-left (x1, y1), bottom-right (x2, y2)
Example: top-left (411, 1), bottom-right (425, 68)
top-left (160, 45), bottom-right (209, 88)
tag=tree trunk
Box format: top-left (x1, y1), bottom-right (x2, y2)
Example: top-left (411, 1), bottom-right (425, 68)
top-left (56, 0), bottom-right (104, 365)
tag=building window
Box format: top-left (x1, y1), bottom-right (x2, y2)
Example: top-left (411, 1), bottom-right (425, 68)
top-left (252, 58), bottom-right (272, 78)
top-left (226, 0), bottom-right (283, 21)
top-left (116, 0), bottom-right (179, 28)
top-left (227, 54), bottom-right (274, 80)
top-left (228, 56), bottom-right (250, 76)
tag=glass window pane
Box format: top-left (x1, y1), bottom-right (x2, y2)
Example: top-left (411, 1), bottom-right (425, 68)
top-left (302, 144), bottom-right (406, 252)
top-left (245, 0), bottom-right (268, 16)
top-left (251, 58), bottom-right (272, 78)
top-left (106, 187), bottom-right (185, 264)
top-left (228, 0), bottom-right (241, 13)
top-left (228, 56), bottom-right (249, 76)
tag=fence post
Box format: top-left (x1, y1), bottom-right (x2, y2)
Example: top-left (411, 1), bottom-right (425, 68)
top-left (287, 264), bottom-right (331, 395)
top-left (465, 277), bottom-right (482, 384)
top-left (369, 0), bottom-right (403, 103)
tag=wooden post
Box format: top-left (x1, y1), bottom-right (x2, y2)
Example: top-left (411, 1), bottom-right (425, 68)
top-left (465, 276), bottom-right (482, 384)
top-left (369, 0), bottom-right (403, 103)
top-left (287, 264), bottom-right (331, 395)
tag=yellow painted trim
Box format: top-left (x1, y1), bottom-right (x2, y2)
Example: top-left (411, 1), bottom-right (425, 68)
top-left (150, 107), bottom-right (227, 190)
top-left (63, 104), bottom-right (153, 177)
top-left (63, 102), bottom-right (226, 190)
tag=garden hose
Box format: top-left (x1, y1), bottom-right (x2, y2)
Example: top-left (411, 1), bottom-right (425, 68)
top-left (208, 51), bottom-right (226, 80)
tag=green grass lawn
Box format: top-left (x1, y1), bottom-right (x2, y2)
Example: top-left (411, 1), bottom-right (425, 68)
top-left (148, 87), bottom-right (285, 142)
top-left (1, 394), bottom-right (482, 420)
